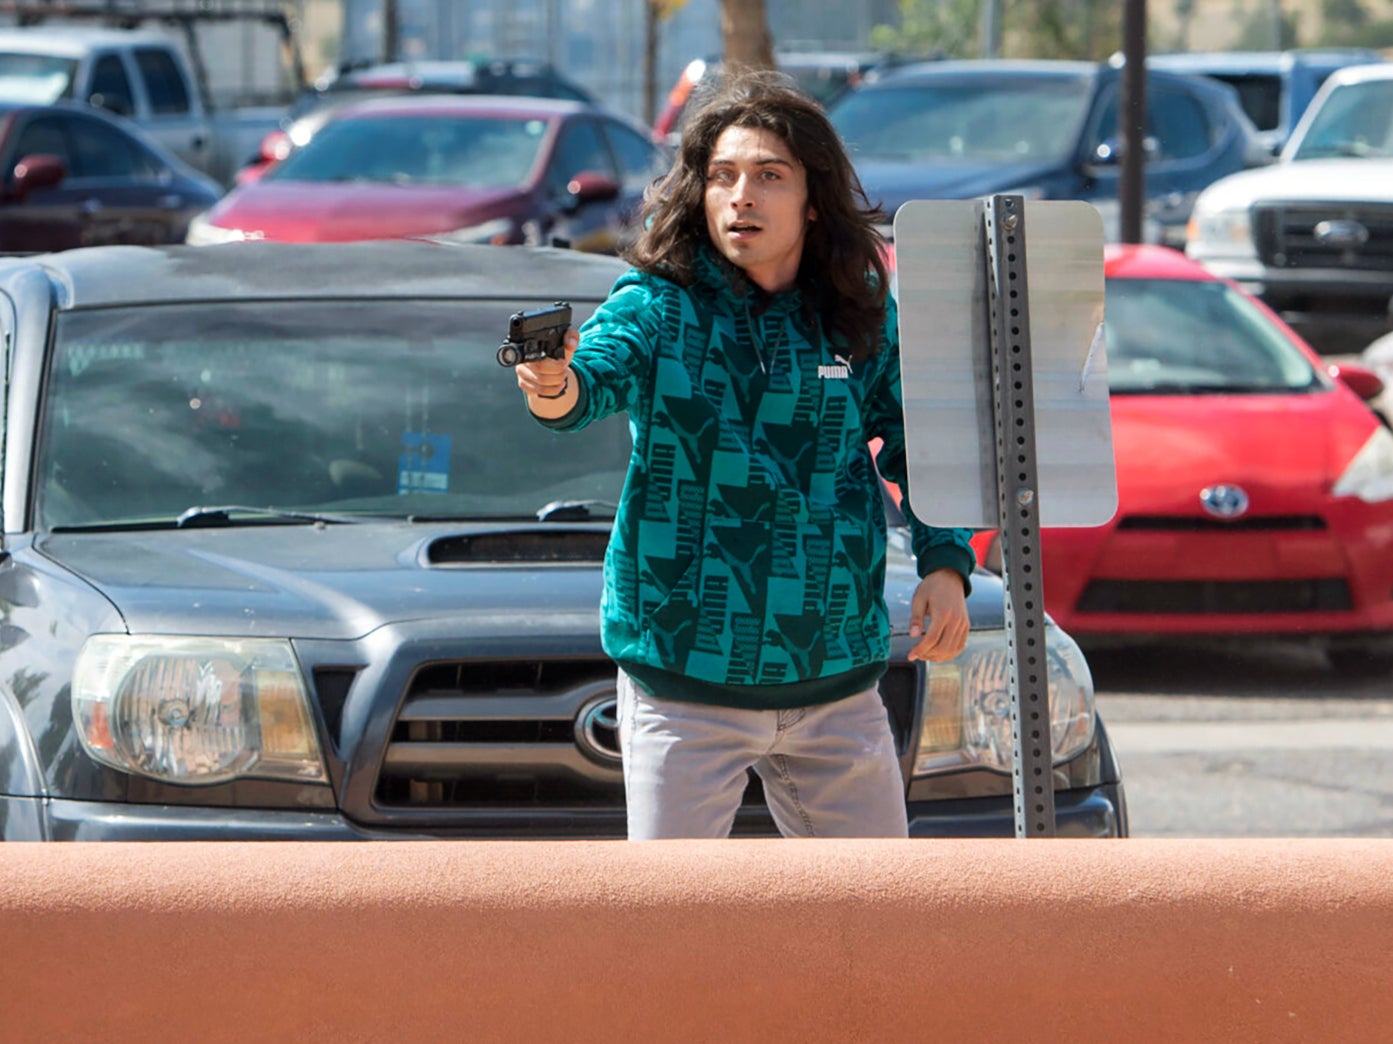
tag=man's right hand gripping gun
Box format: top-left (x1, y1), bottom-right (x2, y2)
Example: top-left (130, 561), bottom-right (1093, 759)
top-left (496, 301), bottom-right (572, 368)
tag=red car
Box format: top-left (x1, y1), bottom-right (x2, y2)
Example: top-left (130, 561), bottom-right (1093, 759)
top-left (187, 95), bottom-right (667, 253)
top-left (964, 245), bottom-right (1393, 675)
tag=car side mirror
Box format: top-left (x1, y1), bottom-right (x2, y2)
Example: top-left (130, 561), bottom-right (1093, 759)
top-left (11, 154), bottom-right (66, 198)
top-left (1092, 135), bottom-right (1159, 165)
top-left (1327, 361), bottom-right (1386, 403)
top-left (565, 171), bottom-right (621, 210)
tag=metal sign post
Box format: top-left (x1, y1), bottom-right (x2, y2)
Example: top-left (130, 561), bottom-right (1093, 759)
top-left (894, 197), bottom-right (1115, 839)
top-left (983, 195), bottom-right (1054, 837)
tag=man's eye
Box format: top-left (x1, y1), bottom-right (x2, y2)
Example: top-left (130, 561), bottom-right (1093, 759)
top-left (760, 169), bottom-right (780, 180)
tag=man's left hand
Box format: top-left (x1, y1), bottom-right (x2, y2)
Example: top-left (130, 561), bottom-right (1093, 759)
top-left (907, 568), bottom-right (970, 662)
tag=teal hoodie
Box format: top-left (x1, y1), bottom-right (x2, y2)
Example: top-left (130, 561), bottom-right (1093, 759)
top-left (539, 246), bottom-right (974, 709)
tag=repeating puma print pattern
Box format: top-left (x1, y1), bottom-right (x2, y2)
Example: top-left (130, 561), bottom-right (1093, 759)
top-left (541, 246), bottom-right (974, 707)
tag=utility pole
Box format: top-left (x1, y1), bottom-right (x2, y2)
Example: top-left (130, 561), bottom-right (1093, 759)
top-left (979, 0), bottom-right (1001, 58)
top-left (1119, 0), bottom-right (1147, 244)
top-left (382, 0), bottom-right (398, 63)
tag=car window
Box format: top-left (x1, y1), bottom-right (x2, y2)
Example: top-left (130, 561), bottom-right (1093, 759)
top-left (548, 117), bottom-right (616, 195)
top-left (1147, 84), bottom-right (1215, 160)
top-left (600, 118), bottom-right (663, 191)
top-left (1210, 72), bottom-right (1283, 132)
top-left (828, 78), bottom-right (1095, 163)
top-left (89, 53), bottom-right (135, 116)
top-left (67, 113), bottom-right (161, 179)
top-left (0, 52), bottom-right (79, 103)
top-left (10, 115), bottom-right (73, 167)
top-left (1092, 82), bottom-right (1214, 161)
top-left (36, 300), bottom-right (632, 529)
top-left (265, 114), bottom-right (548, 187)
top-left (1290, 79), bottom-right (1393, 159)
top-left (134, 47), bottom-right (191, 115)
top-left (1104, 278), bottom-right (1320, 394)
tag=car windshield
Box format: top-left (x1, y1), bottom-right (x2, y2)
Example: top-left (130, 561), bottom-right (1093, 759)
top-left (36, 300), bottom-right (632, 529)
top-left (1289, 79), bottom-right (1393, 159)
top-left (0, 52), bottom-right (78, 103)
top-left (1104, 277), bottom-right (1322, 394)
top-left (264, 113), bottom-right (549, 186)
top-left (828, 76), bottom-right (1094, 163)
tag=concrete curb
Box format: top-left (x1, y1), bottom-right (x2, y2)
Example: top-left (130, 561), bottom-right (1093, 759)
top-left (2, 839), bottom-right (1391, 1042)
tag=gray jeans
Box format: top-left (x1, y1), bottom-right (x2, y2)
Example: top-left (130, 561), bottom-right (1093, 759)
top-left (616, 670), bottom-right (910, 840)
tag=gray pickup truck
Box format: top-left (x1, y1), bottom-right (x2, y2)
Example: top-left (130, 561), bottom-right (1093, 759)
top-left (0, 240), bottom-right (1127, 841)
top-left (0, 24), bottom-right (284, 185)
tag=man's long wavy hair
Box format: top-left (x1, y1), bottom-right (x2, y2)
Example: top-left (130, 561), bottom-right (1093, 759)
top-left (626, 69), bottom-right (889, 361)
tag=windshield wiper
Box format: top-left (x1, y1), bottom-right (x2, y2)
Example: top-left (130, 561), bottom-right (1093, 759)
top-left (535, 499), bottom-right (620, 521)
top-left (175, 505), bottom-right (367, 528)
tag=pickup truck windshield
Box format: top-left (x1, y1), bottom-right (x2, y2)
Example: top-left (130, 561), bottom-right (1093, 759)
top-left (264, 113), bottom-right (548, 187)
top-left (36, 300), bottom-right (631, 529)
top-left (0, 52), bottom-right (77, 103)
top-left (828, 76), bottom-right (1093, 163)
top-left (1105, 278), bottom-right (1322, 394)
top-left (1289, 79), bottom-right (1393, 159)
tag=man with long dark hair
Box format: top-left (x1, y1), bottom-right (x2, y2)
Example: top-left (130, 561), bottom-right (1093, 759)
top-left (516, 70), bottom-right (974, 839)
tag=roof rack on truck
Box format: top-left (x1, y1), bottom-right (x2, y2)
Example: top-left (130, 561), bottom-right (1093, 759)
top-left (0, 0), bottom-right (306, 93)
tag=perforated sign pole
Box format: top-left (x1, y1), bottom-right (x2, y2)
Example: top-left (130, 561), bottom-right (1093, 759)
top-left (985, 195), bottom-right (1056, 838)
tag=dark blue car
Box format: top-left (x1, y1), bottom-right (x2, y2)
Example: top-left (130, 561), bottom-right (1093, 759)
top-left (827, 58), bottom-right (1266, 246)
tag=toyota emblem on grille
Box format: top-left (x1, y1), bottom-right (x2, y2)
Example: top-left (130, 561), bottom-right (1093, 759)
top-left (575, 692), bottom-right (622, 764)
top-left (1313, 219), bottom-right (1369, 249)
top-left (1200, 484), bottom-right (1249, 519)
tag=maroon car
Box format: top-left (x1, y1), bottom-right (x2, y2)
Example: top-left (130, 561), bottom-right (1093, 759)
top-left (187, 95), bottom-right (668, 253)
top-left (0, 100), bottom-right (222, 252)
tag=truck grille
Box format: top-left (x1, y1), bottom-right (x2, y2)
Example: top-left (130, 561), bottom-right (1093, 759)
top-left (372, 660), bottom-right (920, 812)
top-left (1254, 202), bottom-right (1393, 272)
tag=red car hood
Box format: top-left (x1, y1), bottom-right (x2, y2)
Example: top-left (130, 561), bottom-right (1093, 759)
top-left (206, 181), bottom-right (525, 242)
top-left (1111, 390), bottom-right (1375, 514)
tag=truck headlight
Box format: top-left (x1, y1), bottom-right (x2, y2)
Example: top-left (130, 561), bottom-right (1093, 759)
top-left (913, 627), bottom-right (1095, 776)
top-left (72, 635), bottom-right (329, 786)
top-left (1333, 426), bottom-right (1393, 503)
top-left (1185, 202), bottom-right (1256, 260)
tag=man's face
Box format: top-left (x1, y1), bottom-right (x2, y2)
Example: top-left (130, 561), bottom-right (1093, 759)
top-left (703, 124), bottom-right (814, 294)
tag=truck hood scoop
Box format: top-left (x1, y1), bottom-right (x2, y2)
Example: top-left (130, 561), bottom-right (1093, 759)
top-left (426, 529), bottom-right (610, 564)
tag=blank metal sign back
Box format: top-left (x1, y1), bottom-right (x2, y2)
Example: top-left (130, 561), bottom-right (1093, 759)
top-left (893, 199), bottom-right (1116, 529)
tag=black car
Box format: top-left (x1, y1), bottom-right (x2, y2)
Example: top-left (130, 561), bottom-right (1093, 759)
top-left (827, 58), bottom-right (1267, 246)
top-left (0, 240), bottom-right (1126, 840)
top-left (0, 100), bottom-right (223, 251)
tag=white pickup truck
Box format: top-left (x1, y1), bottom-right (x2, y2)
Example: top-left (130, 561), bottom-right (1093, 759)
top-left (0, 24), bottom-right (286, 185)
top-left (1185, 62), bottom-right (1393, 354)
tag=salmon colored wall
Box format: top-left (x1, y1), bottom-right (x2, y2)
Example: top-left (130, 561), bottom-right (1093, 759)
top-left (2, 839), bottom-right (1391, 1043)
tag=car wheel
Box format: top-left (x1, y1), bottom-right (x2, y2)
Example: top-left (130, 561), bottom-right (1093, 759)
top-left (1326, 647), bottom-right (1393, 678)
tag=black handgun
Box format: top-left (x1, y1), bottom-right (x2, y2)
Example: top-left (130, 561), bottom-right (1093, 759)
top-left (497, 301), bottom-right (572, 368)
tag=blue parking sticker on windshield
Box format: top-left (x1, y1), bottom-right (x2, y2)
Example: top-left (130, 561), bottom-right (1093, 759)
top-left (398, 432), bottom-right (451, 494)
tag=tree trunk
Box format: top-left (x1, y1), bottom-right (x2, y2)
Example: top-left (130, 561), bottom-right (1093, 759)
top-left (720, 0), bottom-right (776, 72)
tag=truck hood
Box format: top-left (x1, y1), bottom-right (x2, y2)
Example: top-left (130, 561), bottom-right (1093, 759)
top-left (37, 521), bottom-right (611, 640)
top-left (208, 182), bottom-right (527, 242)
top-left (36, 520), bottom-right (1007, 640)
top-left (853, 158), bottom-right (1060, 216)
top-left (1198, 157), bottom-right (1393, 210)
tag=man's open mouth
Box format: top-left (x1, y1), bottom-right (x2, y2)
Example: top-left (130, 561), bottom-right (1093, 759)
top-left (728, 221), bottom-right (762, 234)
